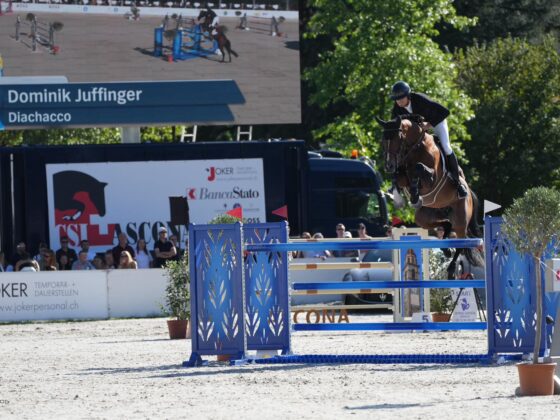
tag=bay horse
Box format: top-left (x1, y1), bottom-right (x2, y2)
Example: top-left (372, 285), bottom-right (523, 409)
top-left (375, 114), bottom-right (482, 276)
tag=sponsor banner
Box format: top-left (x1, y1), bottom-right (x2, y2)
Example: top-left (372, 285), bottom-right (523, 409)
top-left (107, 269), bottom-right (166, 318)
top-left (45, 159), bottom-right (266, 251)
top-left (0, 271), bottom-right (108, 322)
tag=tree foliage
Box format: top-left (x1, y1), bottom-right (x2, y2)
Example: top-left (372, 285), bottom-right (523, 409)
top-left (457, 36), bottom-right (560, 207)
top-left (502, 186), bottom-right (560, 257)
top-left (438, 0), bottom-right (560, 50)
top-left (0, 128), bottom-right (121, 146)
top-left (304, 0), bottom-right (474, 159)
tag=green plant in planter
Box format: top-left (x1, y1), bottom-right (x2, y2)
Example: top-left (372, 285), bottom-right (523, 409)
top-left (209, 214), bottom-right (246, 224)
top-left (429, 287), bottom-right (453, 314)
top-left (502, 186), bottom-right (560, 365)
top-left (161, 252), bottom-right (190, 321)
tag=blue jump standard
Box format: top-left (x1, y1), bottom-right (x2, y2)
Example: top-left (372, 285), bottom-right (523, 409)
top-left (252, 353), bottom-right (493, 365)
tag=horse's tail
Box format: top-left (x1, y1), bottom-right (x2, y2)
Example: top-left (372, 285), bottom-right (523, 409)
top-left (463, 189), bottom-right (485, 268)
top-left (230, 48), bottom-right (239, 57)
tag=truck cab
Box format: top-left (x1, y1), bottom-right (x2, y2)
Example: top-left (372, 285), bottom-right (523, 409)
top-left (306, 152), bottom-right (388, 237)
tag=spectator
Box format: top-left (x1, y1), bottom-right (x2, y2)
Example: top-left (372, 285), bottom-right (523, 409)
top-left (0, 251), bottom-right (11, 272)
top-left (92, 254), bottom-right (106, 270)
top-left (170, 235), bottom-right (183, 261)
top-left (296, 231), bottom-right (313, 258)
top-left (357, 223), bottom-right (373, 260)
top-left (72, 250), bottom-right (95, 270)
top-left (15, 253), bottom-right (40, 272)
top-left (79, 239), bottom-right (96, 261)
top-left (42, 249), bottom-right (58, 271)
top-left (312, 232), bottom-right (331, 259)
top-left (112, 233), bottom-right (135, 265)
top-left (434, 226), bottom-right (445, 239)
top-left (135, 238), bottom-right (152, 269)
top-left (33, 242), bottom-right (49, 264)
top-left (11, 241), bottom-right (27, 268)
top-left (118, 251), bottom-right (138, 269)
top-left (58, 254), bottom-right (71, 271)
top-left (154, 226), bottom-right (176, 268)
top-left (333, 224), bottom-right (347, 257)
top-left (357, 223), bottom-right (373, 239)
top-left (56, 236), bottom-right (78, 270)
top-left (104, 250), bottom-right (116, 269)
top-left (335, 223), bottom-right (346, 238)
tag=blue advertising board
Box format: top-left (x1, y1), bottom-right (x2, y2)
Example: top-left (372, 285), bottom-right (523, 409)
top-left (0, 80), bottom-right (245, 129)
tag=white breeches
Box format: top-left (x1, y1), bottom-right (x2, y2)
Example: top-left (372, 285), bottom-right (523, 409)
top-left (433, 119), bottom-right (452, 155)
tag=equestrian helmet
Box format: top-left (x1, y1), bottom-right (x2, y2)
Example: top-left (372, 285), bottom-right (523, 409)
top-left (390, 81), bottom-right (411, 100)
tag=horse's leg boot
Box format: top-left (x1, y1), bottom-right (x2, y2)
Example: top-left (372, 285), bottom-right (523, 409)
top-left (446, 152), bottom-right (468, 199)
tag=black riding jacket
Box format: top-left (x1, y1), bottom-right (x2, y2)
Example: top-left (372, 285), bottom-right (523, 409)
top-left (391, 92), bottom-right (449, 127)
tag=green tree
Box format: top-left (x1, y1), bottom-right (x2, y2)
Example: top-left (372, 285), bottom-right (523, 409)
top-left (457, 36), bottom-right (560, 207)
top-left (304, 0), bottom-right (474, 159)
top-left (0, 128), bottom-right (121, 146)
top-left (438, 0), bottom-right (560, 51)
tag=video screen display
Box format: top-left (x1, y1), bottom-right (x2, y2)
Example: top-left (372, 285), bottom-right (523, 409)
top-left (0, 1), bottom-right (301, 125)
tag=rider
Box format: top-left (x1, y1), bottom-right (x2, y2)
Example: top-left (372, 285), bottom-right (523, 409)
top-left (390, 81), bottom-right (468, 199)
top-left (198, 7), bottom-right (220, 37)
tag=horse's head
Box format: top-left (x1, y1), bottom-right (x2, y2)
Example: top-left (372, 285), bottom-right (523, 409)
top-left (375, 116), bottom-right (404, 173)
top-left (375, 115), bottom-right (425, 174)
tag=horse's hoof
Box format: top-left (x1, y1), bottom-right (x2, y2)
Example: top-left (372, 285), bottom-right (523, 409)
top-left (411, 198), bottom-right (423, 209)
top-left (442, 248), bottom-right (452, 258)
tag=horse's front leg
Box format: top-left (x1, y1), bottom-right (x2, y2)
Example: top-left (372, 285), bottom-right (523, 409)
top-left (410, 176), bottom-right (421, 208)
top-left (416, 162), bottom-right (435, 188)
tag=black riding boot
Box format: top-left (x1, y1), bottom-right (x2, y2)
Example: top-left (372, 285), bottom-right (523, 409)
top-left (446, 152), bottom-right (468, 199)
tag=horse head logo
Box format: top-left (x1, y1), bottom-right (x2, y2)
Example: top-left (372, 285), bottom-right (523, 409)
top-left (53, 171), bottom-right (107, 225)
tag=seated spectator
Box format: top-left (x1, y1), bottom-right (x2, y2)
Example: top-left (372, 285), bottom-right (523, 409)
top-left (112, 233), bottom-right (135, 265)
top-left (42, 249), bottom-right (58, 271)
top-left (15, 253), bottom-right (40, 272)
top-left (312, 232), bottom-right (331, 259)
top-left (79, 239), bottom-right (96, 261)
top-left (92, 254), bottom-right (106, 270)
top-left (56, 236), bottom-right (78, 270)
top-left (332, 224), bottom-right (348, 257)
top-left (11, 241), bottom-right (27, 268)
top-left (357, 223), bottom-right (373, 260)
top-left (104, 250), bottom-right (116, 269)
top-left (72, 251), bottom-right (95, 270)
top-left (297, 231), bottom-right (313, 258)
top-left (135, 238), bottom-right (152, 269)
top-left (33, 242), bottom-right (49, 264)
top-left (58, 254), bottom-right (71, 271)
top-left (0, 251), bottom-right (14, 273)
top-left (118, 251), bottom-right (138, 269)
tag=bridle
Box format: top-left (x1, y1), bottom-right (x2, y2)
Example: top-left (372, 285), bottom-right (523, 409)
top-left (383, 120), bottom-right (426, 171)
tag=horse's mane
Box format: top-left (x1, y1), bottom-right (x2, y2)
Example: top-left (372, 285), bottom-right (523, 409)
top-left (398, 114), bottom-right (424, 125)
